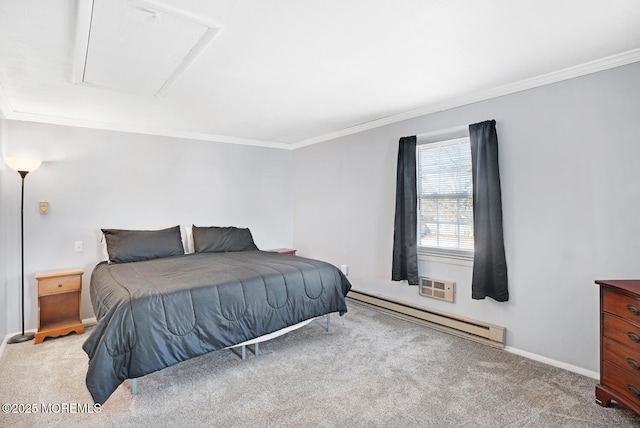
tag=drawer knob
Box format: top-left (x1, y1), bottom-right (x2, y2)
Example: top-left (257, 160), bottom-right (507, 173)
top-left (628, 332), bottom-right (640, 343)
top-left (627, 304), bottom-right (640, 316)
top-left (58, 283), bottom-right (63, 288)
top-left (628, 384), bottom-right (640, 398)
top-left (627, 358), bottom-right (640, 371)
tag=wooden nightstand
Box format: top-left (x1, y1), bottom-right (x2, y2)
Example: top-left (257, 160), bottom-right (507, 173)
top-left (34, 268), bottom-right (84, 344)
top-left (267, 248), bottom-right (297, 255)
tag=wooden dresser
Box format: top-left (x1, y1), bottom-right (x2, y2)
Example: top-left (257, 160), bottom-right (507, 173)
top-left (596, 279), bottom-right (640, 415)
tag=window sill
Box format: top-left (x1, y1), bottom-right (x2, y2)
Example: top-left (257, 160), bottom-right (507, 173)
top-left (417, 249), bottom-right (474, 267)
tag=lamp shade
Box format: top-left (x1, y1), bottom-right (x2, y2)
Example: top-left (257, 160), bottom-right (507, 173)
top-left (6, 157), bottom-right (41, 173)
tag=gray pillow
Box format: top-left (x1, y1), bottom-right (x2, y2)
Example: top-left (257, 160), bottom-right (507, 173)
top-left (102, 226), bottom-right (185, 264)
top-left (192, 225), bottom-right (258, 253)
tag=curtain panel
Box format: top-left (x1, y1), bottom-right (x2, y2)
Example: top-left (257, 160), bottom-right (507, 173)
top-left (392, 136), bottom-right (419, 285)
top-left (469, 120), bottom-right (509, 301)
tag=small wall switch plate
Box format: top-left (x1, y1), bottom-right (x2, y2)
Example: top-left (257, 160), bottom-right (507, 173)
top-left (74, 241), bottom-right (83, 252)
top-left (39, 201), bottom-right (49, 214)
top-left (340, 264), bottom-right (349, 276)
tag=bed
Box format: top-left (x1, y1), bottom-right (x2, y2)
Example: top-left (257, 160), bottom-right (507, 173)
top-left (82, 226), bottom-right (351, 404)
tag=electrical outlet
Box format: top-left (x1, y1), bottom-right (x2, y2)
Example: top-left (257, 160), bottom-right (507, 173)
top-left (74, 241), bottom-right (83, 252)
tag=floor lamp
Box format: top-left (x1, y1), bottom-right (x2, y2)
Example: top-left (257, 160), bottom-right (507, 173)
top-left (6, 157), bottom-right (41, 344)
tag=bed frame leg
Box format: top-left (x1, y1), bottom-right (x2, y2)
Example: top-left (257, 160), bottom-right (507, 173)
top-left (249, 343), bottom-right (259, 356)
top-left (231, 345), bottom-right (247, 360)
top-left (230, 314), bottom-right (331, 362)
top-left (130, 378), bottom-right (137, 395)
top-left (231, 343), bottom-right (259, 359)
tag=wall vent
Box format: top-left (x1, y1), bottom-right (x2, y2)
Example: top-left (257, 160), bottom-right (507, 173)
top-left (419, 277), bottom-right (454, 302)
top-left (347, 289), bottom-right (505, 347)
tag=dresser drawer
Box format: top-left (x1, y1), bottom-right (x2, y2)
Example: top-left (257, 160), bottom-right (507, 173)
top-left (603, 287), bottom-right (640, 325)
top-left (602, 361), bottom-right (640, 408)
top-left (603, 337), bottom-right (640, 377)
top-left (603, 314), bottom-right (640, 351)
top-left (38, 275), bottom-right (81, 295)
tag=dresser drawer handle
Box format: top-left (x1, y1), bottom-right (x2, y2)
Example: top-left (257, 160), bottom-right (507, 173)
top-left (628, 332), bottom-right (640, 343)
top-left (628, 384), bottom-right (640, 398)
top-left (627, 304), bottom-right (640, 316)
top-left (627, 358), bottom-right (640, 370)
top-left (58, 283), bottom-right (63, 288)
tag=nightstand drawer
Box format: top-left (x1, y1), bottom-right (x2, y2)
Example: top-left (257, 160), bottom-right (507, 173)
top-left (38, 275), bottom-right (81, 295)
top-left (603, 337), bottom-right (640, 377)
top-left (603, 314), bottom-right (640, 351)
top-left (603, 287), bottom-right (640, 326)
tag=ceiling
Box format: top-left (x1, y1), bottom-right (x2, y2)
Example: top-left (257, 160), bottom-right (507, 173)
top-left (1, 0), bottom-right (640, 149)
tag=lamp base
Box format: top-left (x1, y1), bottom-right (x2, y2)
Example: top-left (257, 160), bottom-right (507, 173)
top-left (7, 331), bottom-right (35, 344)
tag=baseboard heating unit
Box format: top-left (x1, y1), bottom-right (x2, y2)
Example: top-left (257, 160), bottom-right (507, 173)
top-left (347, 289), bottom-right (505, 348)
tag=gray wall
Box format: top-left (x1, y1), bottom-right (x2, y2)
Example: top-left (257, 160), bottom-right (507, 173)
top-left (1, 122), bottom-right (294, 333)
top-left (293, 61), bottom-right (640, 374)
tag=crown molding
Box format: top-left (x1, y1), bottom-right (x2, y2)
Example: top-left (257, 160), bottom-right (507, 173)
top-left (291, 48), bottom-right (640, 149)
top-left (436, 47), bottom-right (640, 112)
top-left (291, 105), bottom-right (444, 149)
top-left (2, 48), bottom-right (640, 150)
top-left (5, 110), bottom-right (290, 149)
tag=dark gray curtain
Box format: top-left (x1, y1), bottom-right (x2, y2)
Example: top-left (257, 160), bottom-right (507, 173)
top-left (469, 120), bottom-right (508, 301)
top-left (392, 136), bottom-right (418, 285)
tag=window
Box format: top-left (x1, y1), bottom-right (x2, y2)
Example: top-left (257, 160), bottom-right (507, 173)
top-left (417, 135), bottom-right (473, 256)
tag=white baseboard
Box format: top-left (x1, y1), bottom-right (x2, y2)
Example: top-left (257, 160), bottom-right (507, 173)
top-left (505, 345), bottom-right (599, 380)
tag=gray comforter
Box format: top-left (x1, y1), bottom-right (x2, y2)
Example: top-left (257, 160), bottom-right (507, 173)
top-left (82, 251), bottom-right (351, 404)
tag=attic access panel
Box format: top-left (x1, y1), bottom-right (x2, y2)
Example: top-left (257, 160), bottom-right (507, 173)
top-left (80, 0), bottom-right (222, 97)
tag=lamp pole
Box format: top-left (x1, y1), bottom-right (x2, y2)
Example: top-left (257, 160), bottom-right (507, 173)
top-left (6, 157), bottom-right (41, 344)
top-left (8, 170), bottom-right (35, 343)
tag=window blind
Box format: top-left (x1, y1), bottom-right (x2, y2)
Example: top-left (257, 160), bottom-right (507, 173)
top-left (417, 137), bottom-right (474, 253)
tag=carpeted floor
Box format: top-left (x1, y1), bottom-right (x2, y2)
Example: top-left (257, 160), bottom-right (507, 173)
top-left (1, 302), bottom-right (639, 427)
